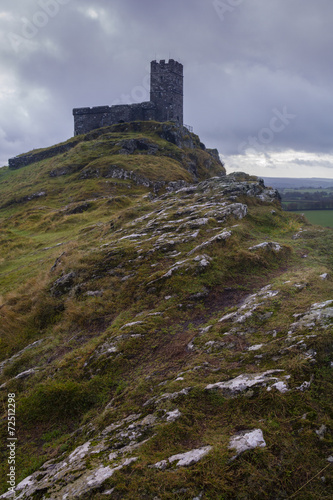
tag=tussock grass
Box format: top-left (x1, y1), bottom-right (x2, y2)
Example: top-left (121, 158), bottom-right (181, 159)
top-left (1, 124), bottom-right (333, 498)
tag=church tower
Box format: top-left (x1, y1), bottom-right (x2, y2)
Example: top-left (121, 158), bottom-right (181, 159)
top-left (150, 59), bottom-right (183, 125)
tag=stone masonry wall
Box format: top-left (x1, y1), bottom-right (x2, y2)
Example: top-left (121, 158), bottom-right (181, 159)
top-left (73, 59), bottom-right (183, 136)
top-left (73, 102), bottom-right (156, 136)
top-left (9, 140), bottom-right (79, 170)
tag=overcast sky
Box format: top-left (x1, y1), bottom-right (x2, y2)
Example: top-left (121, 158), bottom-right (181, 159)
top-left (1, 0), bottom-right (333, 178)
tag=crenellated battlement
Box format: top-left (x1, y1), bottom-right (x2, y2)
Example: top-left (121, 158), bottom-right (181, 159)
top-left (151, 59), bottom-right (183, 73)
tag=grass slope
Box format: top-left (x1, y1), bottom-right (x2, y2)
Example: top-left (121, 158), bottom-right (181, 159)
top-left (0, 125), bottom-right (332, 499)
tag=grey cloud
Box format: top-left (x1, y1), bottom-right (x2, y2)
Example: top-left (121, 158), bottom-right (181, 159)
top-left (0, 0), bottom-right (333, 177)
top-left (292, 159), bottom-right (333, 169)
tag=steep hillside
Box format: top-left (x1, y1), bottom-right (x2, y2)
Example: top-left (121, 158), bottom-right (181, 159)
top-left (0, 124), bottom-right (333, 499)
top-left (0, 122), bottom-right (225, 295)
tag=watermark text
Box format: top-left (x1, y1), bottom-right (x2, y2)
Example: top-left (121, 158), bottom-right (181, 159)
top-left (213, 0), bottom-right (245, 22)
top-left (111, 67), bottom-right (150, 106)
top-left (7, 393), bottom-right (17, 498)
top-left (8, 0), bottom-right (72, 52)
top-left (238, 106), bottom-right (296, 154)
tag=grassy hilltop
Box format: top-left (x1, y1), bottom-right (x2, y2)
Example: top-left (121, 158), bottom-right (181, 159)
top-left (0, 122), bottom-right (333, 499)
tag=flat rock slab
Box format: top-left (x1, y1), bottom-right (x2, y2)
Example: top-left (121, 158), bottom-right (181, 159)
top-left (152, 446), bottom-right (213, 470)
top-left (229, 429), bottom-right (266, 458)
top-left (249, 242), bottom-right (282, 252)
top-left (205, 370), bottom-right (287, 395)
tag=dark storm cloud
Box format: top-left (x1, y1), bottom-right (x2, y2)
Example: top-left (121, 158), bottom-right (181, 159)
top-left (0, 0), bottom-right (332, 176)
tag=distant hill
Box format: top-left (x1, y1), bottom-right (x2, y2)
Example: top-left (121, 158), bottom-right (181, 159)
top-left (263, 177), bottom-right (333, 189)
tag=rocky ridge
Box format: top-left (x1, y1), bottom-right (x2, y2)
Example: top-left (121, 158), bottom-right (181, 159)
top-left (0, 133), bottom-right (333, 499)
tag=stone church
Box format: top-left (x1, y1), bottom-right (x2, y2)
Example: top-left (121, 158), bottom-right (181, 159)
top-left (73, 59), bottom-right (184, 136)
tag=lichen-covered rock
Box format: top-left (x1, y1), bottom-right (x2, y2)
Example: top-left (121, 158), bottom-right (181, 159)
top-left (205, 370), bottom-right (288, 395)
top-left (290, 300), bottom-right (333, 332)
top-left (118, 138), bottom-right (159, 155)
top-left (0, 340), bottom-right (44, 376)
top-left (50, 272), bottom-right (76, 297)
top-left (151, 446), bottom-right (212, 470)
top-left (187, 230), bottom-right (232, 255)
top-left (143, 387), bottom-right (192, 407)
top-left (249, 242), bottom-right (282, 252)
top-left (229, 429), bottom-right (266, 458)
top-left (219, 285), bottom-right (279, 324)
top-left (2, 411), bottom-right (167, 499)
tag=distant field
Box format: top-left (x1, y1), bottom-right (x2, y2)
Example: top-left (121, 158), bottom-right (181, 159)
top-left (294, 210), bottom-right (333, 228)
